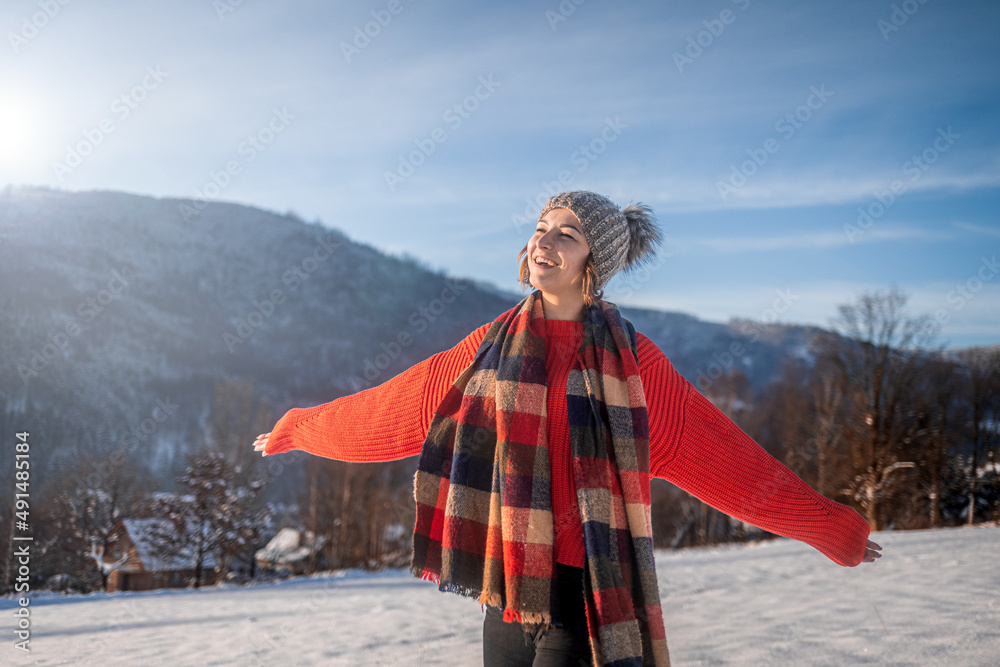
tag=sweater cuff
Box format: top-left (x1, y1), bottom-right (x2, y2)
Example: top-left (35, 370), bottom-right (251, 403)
top-left (264, 407), bottom-right (303, 456)
top-left (809, 497), bottom-right (871, 566)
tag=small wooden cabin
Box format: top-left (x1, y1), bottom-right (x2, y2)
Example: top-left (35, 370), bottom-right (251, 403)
top-left (103, 519), bottom-right (219, 592)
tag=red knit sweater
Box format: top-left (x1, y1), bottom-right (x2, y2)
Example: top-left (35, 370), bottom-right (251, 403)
top-left (266, 320), bottom-right (871, 567)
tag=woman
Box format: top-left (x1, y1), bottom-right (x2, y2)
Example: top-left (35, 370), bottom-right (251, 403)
top-left (253, 190), bottom-right (881, 667)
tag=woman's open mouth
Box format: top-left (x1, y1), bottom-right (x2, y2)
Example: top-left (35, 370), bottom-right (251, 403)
top-left (534, 255), bottom-right (557, 268)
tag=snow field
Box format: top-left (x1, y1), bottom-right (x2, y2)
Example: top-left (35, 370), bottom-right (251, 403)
top-left (5, 525), bottom-right (998, 666)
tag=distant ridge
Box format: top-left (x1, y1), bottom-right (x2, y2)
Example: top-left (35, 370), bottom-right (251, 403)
top-left (1, 185), bottom-right (831, 485)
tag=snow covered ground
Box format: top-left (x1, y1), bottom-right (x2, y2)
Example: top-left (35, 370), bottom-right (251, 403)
top-left (5, 525), bottom-right (998, 666)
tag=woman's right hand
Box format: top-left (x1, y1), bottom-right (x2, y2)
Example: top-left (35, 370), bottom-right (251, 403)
top-left (253, 432), bottom-right (271, 457)
top-left (861, 539), bottom-right (882, 563)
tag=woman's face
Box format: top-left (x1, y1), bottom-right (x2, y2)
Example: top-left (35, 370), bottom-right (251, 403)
top-left (527, 207), bottom-right (591, 298)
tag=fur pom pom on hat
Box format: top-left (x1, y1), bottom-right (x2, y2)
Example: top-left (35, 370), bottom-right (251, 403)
top-left (537, 190), bottom-right (663, 290)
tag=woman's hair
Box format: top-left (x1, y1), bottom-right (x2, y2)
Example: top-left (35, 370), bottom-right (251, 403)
top-left (517, 244), bottom-right (603, 307)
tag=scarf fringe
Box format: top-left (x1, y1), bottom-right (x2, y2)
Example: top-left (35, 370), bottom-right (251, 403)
top-left (515, 610), bottom-right (554, 634)
top-left (412, 564), bottom-right (490, 606)
top-left (411, 565), bottom-right (556, 632)
top-left (410, 565), bottom-right (439, 586)
top-left (439, 580), bottom-right (487, 601)
top-left (478, 590), bottom-right (504, 608)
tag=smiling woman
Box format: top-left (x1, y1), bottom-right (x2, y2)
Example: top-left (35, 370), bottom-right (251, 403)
top-left (252, 189), bottom-right (880, 667)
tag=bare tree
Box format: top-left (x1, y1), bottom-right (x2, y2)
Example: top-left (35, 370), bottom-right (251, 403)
top-left (84, 540), bottom-right (130, 588)
top-left (815, 287), bottom-right (940, 530)
top-left (807, 353), bottom-right (853, 498)
top-left (300, 457), bottom-right (415, 571)
top-left (908, 354), bottom-right (968, 528)
top-left (954, 346), bottom-right (1000, 524)
top-left (206, 378), bottom-right (274, 488)
top-left (702, 366), bottom-right (753, 422)
top-left (747, 358), bottom-right (817, 488)
top-left (35, 450), bottom-right (148, 591)
top-left (749, 349), bottom-right (853, 503)
top-left (696, 367), bottom-right (755, 544)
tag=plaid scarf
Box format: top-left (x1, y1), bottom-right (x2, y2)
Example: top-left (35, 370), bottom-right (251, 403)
top-left (410, 291), bottom-right (670, 666)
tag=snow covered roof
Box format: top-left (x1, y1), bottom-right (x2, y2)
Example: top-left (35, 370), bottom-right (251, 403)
top-left (118, 518), bottom-right (217, 572)
top-left (255, 527), bottom-right (325, 565)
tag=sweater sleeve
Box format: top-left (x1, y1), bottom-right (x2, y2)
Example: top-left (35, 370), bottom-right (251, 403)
top-left (636, 334), bottom-right (871, 567)
top-left (264, 324), bottom-right (491, 462)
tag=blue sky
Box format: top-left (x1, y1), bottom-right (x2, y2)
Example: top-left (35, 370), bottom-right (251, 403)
top-left (2, 0), bottom-right (998, 347)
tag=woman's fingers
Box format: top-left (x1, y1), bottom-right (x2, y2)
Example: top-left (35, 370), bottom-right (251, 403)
top-left (253, 433), bottom-right (271, 456)
top-left (862, 539), bottom-right (882, 563)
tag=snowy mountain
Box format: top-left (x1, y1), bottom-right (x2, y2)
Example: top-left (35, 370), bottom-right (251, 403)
top-left (1, 185), bottom-right (820, 485)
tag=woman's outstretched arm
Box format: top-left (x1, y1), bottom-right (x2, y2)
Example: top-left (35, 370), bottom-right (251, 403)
top-left (255, 324), bottom-right (490, 462)
top-left (636, 334), bottom-right (877, 567)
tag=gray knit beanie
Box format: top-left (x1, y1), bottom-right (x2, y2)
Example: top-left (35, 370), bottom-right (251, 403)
top-left (537, 190), bottom-right (662, 291)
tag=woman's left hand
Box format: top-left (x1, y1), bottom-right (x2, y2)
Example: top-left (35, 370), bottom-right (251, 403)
top-left (253, 432), bottom-right (271, 457)
top-left (861, 539), bottom-right (882, 563)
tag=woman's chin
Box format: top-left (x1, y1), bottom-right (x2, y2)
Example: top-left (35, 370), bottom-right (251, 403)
top-left (529, 269), bottom-right (558, 286)
top-left (529, 276), bottom-right (554, 293)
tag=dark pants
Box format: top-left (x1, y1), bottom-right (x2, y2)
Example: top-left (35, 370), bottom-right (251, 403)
top-left (482, 563), bottom-right (593, 667)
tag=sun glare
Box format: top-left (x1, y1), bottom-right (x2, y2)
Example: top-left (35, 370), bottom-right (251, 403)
top-left (0, 97), bottom-right (35, 164)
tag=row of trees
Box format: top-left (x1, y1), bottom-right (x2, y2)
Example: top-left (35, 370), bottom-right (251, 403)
top-left (665, 287), bottom-right (1000, 550)
top-left (768, 289), bottom-right (999, 531)
top-left (299, 458), bottom-right (414, 572)
top-left (0, 371), bottom-right (418, 592)
top-left (0, 379), bottom-right (278, 593)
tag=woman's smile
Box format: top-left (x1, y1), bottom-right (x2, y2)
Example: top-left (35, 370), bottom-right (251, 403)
top-left (532, 254), bottom-right (558, 268)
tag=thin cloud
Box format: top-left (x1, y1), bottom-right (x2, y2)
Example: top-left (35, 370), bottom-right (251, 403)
top-left (684, 225), bottom-right (947, 254)
top-left (644, 172), bottom-right (1000, 214)
top-left (626, 280), bottom-right (1000, 349)
top-left (953, 221), bottom-right (1000, 239)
